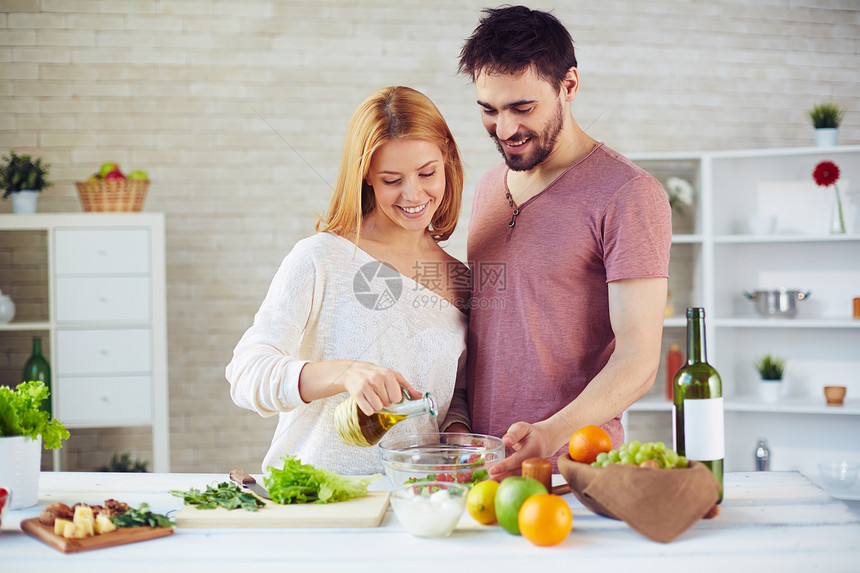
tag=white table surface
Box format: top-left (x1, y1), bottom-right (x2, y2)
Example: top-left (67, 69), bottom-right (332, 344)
top-left (2, 471), bottom-right (858, 572)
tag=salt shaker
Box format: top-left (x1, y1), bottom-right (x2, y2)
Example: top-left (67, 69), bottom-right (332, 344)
top-left (755, 438), bottom-right (770, 471)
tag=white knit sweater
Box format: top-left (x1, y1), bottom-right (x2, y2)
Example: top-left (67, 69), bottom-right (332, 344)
top-left (226, 232), bottom-right (469, 475)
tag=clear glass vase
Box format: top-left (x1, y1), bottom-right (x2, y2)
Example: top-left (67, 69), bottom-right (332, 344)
top-left (830, 186), bottom-right (846, 235)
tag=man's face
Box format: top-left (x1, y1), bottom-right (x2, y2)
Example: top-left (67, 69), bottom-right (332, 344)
top-left (475, 67), bottom-right (566, 172)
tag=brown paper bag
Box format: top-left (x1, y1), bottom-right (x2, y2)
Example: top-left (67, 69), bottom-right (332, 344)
top-left (558, 454), bottom-right (720, 543)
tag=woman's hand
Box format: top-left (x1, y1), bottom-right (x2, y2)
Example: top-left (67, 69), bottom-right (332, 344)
top-left (298, 360), bottom-right (420, 415)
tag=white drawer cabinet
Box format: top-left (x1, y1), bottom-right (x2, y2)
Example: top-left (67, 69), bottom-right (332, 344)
top-left (0, 213), bottom-right (169, 472)
top-left (54, 228), bottom-right (150, 275)
top-left (58, 376), bottom-right (153, 426)
top-left (56, 329), bottom-right (152, 375)
top-left (56, 277), bottom-right (151, 322)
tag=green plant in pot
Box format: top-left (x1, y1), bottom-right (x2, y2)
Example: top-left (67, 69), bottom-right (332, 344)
top-left (754, 354), bottom-right (786, 405)
top-left (0, 380), bottom-right (69, 508)
top-left (98, 451), bottom-right (150, 473)
top-left (807, 102), bottom-right (844, 147)
top-left (754, 354), bottom-right (786, 380)
top-left (1, 151), bottom-right (51, 213)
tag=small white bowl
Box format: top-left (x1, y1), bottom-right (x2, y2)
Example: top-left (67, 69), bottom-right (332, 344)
top-left (389, 481), bottom-right (467, 538)
top-left (818, 461), bottom-right (859, 490)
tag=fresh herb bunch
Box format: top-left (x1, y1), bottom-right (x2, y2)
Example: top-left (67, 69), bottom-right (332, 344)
top-left (807, 102), bottom-right (845, 129)
top-left (1, 151), bottom-right (51, 198)
top-left (110, 503), bottom-right (173, 528)
top-left (754, 354), bottom-right (786, 380)
top-left (169, 481), bottom-right (266, 512)
top-left (0, 381), bottom-right (69, 449)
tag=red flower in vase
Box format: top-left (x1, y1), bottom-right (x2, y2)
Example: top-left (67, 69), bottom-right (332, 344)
top-left (813, 161), bottom-right (840, 187)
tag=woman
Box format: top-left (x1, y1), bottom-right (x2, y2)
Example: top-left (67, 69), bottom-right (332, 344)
top-left (226, 86), bottom-right (470, 475)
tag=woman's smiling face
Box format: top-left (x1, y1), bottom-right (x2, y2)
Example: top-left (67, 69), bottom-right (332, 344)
top-left (365, 138), bottom-right (446, 235)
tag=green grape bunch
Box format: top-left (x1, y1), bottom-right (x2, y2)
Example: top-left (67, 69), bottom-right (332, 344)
top-left (592, 440), bottom-right (689, 469)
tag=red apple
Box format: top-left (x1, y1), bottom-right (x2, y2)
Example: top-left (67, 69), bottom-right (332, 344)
top-left (104, 168), bottom-right (126, 180)
top-left (99, 162), bottom-right (118, 178)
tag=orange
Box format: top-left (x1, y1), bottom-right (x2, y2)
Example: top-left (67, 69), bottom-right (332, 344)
top-left (465, 479), bottom-right (499, 525)
top-left (518, 493), bottom-right (572, 547)
top-left (569, 425), bottom-right (612, 464)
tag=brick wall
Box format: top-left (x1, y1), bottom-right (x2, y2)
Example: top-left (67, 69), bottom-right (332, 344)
top-left (1, 1), bottom-right (858, 472)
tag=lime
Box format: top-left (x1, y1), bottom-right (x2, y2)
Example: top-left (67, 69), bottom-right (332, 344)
top-left (465, 479), bottom-right (499, 525)
top-left (494, 476), bottom-right (548, 535)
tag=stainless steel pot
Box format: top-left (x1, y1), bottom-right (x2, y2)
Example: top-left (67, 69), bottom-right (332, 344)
top-left (743, 289), bottom-right (811, 318)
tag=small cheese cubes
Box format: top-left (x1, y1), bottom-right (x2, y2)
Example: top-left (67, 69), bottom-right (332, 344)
top-left (73, 505), bottom-right (95, 537)
top-left (63, 521), bottom-right (88, 539)
top-left (54, 517), bottom-right (72, 536)
top-left (94, 513), bottom-right (117, 534)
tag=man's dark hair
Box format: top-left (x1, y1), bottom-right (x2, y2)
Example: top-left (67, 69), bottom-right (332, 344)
top-left (458, 5), bottom-right (577, 90)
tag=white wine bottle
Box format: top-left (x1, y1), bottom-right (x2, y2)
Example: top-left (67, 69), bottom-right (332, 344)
top-left (673, 307), bottom-right (724, 502)
top-left (334, 391), bottom-right (437, 447)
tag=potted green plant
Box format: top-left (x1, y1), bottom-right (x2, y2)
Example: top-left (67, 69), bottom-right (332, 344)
top-left (1, 151), bottom-right (51, 214)
top-left (0, 380), bottom-right (69, 508)
top-left (97, 451), bottom-right (150, 473)
top-left (807, 102), bottom-right (845, 148)
top-left (754, 354), bottom-right (786, 404)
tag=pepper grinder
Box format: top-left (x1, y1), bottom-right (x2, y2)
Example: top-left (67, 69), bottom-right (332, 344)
top-left (755, 438), bottom-right (770, 471)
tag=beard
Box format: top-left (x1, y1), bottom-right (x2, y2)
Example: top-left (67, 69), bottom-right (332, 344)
top-left (490, 101), bottom-right (565, 172)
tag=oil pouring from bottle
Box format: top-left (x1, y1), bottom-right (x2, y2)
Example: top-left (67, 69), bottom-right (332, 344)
top-left (673, 307), bottom-right (725, 503)
top-left (335, 391), bottom-right (437, 447)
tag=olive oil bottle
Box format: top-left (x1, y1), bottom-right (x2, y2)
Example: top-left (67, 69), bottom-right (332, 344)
top-left (335, 392), bottom-right (437, 447)
top-left (673, 308), bottom-right (724, 502)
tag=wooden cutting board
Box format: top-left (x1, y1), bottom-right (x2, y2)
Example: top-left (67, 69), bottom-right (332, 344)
top-left (20, 518), bottom-right (173, 554)
top-left (174, 491), bottom-right (390, 528)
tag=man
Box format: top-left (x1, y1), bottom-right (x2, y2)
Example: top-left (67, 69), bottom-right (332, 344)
top-left (458, 6), bottom-right (672, 477)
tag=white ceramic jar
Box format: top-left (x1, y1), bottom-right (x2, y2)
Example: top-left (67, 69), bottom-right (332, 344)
top-left (0, 289), bottom-right (15, 323)
top-left (0, 436), bottom-right (42, 509)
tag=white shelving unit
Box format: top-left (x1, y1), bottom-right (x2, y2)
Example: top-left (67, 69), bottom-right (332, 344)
top-left (0, 213), bottom-right (169, 472)
top-left (628, 145), bottom-right (860, 472)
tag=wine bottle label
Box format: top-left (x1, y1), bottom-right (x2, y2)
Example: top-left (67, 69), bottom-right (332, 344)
top-left (680, 397), bottom-right (725, 461)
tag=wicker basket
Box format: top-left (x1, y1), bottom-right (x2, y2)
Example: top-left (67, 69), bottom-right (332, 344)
top-left (75, 179), bottom-right (150, 212)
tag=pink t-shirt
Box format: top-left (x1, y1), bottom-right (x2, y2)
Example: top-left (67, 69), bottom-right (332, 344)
top-left (466, 143), bottom-right (672, 465)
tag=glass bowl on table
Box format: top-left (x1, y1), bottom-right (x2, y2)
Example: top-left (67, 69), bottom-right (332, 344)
top-left (378, 433), bottom-right (504, 488)
top-left (818, 461), bottom-right (859, 491)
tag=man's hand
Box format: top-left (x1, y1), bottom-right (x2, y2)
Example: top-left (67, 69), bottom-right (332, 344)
top-left (489, 420), bottom-right (563, 479)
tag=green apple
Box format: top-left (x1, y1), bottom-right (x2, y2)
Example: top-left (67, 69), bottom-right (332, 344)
top-left (494, 476), bottom-right (548, 535)
top-left (128, 170), bottom-right (149, 181)
top-left (99, 162), bottom-right (118, 178)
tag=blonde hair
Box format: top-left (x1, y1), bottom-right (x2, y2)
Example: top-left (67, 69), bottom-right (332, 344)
top-left (316, 86), bottom-right (464, 242)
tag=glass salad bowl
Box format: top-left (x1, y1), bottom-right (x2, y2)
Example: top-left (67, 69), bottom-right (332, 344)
top-left (378, 432), bottom-right (504, 487)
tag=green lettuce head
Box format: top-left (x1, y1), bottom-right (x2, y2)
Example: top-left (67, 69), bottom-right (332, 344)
top-left (0, 380), bottom-right (69, 449)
